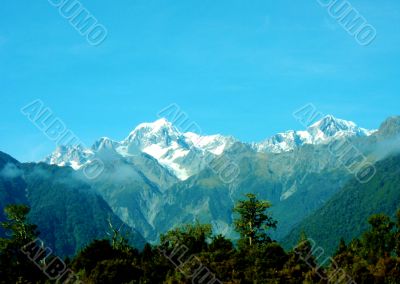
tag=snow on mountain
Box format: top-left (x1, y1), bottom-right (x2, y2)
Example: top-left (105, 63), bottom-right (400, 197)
top-left (253, 115), bottom-right (375, 153)
top-left (45, 115), bottom-right (375, 179)
top-left (184, 132), bottom-right (236, 155)
top-left (118, 118), bottom-right (235, 179)
top-left (307, 115), bottom-right (373, 141)
top-left (253, 130), bottom-right (309, 153)
top-left (45, 145), bottom-right (94, 170)
top-left (45, 118), bottom-right (236, 180)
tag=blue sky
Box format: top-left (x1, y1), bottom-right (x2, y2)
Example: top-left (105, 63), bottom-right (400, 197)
top-left (1, 0), bottom-right (399, 161)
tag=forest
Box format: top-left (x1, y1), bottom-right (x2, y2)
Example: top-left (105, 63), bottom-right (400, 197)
top-left (1, 193), bottom-right (400, 283)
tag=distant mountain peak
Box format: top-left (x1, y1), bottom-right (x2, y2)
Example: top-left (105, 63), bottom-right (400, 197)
top-left (91, 137), bottom-right (118, 152)
top-left (307, 115), bottom-right (364, 138)
top-left (311, 114), bottom-right (336, 125)
top-left (124, 118), bottom-right (179, 146)
top-left (130, 118), bottom-right (175, 134)
top-left (254, 115), bottom-right (374, 153)
top-left (376, 116), bottom-right (400, 138)
top-left (309, 114), bottom-right (355, 131)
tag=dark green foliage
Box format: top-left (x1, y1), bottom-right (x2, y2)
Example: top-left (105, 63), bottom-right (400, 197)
top-left (0, 205), bottom-right (46, 284)
top-left (362, 214), bottom-right (395, 262)
top-left (159, 221), bottom-right (212, 255)
top-left (72, 239), bottom-right (118, 272)
top-left (2, 203), bottom-right (400, 283)
top-left (71, 238), bottom-right (144, 283)
top-left (284, 153), bottom-right (400, 256)
top-left (328, 209), bottom-right (400, 283)
top-left (89, 259), bottom-right (143, 284)
top-left (204, 235), bottom-right (236, 281)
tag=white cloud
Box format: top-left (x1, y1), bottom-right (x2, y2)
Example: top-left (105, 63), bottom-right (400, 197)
top-left (0, 163), bottom-right (23, 179)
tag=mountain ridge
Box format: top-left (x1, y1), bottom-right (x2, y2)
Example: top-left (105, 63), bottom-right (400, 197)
top-left (45, 114), bottom-right (374, 180)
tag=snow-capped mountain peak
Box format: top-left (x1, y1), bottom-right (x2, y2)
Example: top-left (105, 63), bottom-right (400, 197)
top-left (307, 115), bottom-right (374, 141)
top-left (45, 118), bottom-right (236, 181)
top-left (130, 118), bottom-right (175, 134)
top-left (309, 115), bottom-right (356, 135)
top-left (253, 115), bottom-right (374, 153)
top-left (125, 118), bottom-right (180, 145)
top-left (45, 145), bottom-right (94, 170)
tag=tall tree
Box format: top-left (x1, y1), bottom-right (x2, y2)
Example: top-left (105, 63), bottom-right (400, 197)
top-left (0, 205), bottom-right (38, 244)
top-left (362, 214), bottom-right (395, 262)
top-left (0, 205), bottom-right (44, 283)
top-left (233, 193), bottom-right (277, 246)
top-left (106, 217), bottom-right (131, 253)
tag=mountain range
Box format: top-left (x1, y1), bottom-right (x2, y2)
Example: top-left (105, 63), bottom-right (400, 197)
top-left (1, 115), bottom-right (400, 256)
top-left (45, 115), bottom-right (374, 180)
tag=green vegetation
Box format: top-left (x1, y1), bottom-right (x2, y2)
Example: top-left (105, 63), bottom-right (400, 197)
top-left (0, 151), bottom-right (146, 257)
top-left (284, 154), bottom-right (400, 255)
top-left (0, 205), bottom-right (46, 283)
top-left (1, 194), bottom-right (400, 283)
top-left (233, 193), bottom-right (277, 246)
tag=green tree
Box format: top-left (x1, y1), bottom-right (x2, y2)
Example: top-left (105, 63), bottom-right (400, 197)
top-left (282, 234), bottom-right (322, 283)
top-left (159, 221), bottom-right (212, 254)
top-left (106, 217), bottom-right (131, 253)
top-left (0, 205), bottom-right (44, 283)
top-left (72, 239), bottom-right (117, 273)
top-left (233, 193), bottom-right (277, 246)
top-left (205, 235), bottom-right (236, 281)
top-left (139, 243), bottom-right (172, 283)
top-left (0, 205), bottom-right (38, 245)
top-left (362, 214), bottom-right (395, 262)
top-left (72, 238), bottom-right (142, 283)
